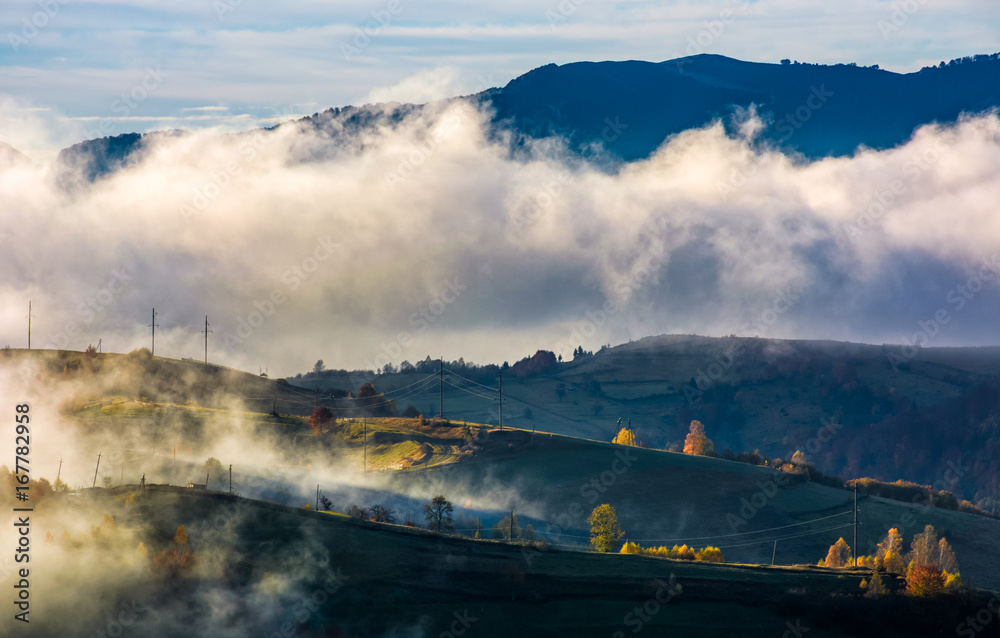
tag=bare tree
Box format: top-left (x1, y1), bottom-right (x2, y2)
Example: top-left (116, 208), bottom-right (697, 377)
top-left (423, 495), bottom-right (454, 532)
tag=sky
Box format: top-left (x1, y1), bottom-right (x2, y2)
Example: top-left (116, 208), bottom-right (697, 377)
top-left (1, 1), bottom-right (1000, 378)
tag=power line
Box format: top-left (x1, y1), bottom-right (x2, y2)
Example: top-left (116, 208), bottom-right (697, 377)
top-left (443, 379), bottom-right (495, 401)
top-left (538, 510), bottom-right (854, 544)
top-left (625, 511), bottom-right (855, 544)
top-left (713, 523), bottom-right (856, 550)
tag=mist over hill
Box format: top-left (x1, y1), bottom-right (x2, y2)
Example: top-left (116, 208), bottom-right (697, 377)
top-left (4, 53), bottom-right (1000, 383)
top-left (39, 53), bottom-right (1000, 180)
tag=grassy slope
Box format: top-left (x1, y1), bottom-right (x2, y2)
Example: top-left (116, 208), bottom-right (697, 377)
top-left (393, 431), bottom-right (1000, 590)
top-left (31, 346), bottom-right (999, 591)
top-left (110, 485), bottom-right (987, 638)
top-left (62, 393), bottom-right (1000, 592)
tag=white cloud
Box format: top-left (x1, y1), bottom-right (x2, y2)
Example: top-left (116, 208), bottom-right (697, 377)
top-left (363, 67), bottom-right (463, 106)
top-left (1, 100), bottom-right (999, 376)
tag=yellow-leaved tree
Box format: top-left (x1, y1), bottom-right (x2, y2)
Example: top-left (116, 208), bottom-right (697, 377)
top-left (588, 504), bottom-right (624, 553)
top-left (173, 524), bottom-right (188, 545)
top-left (612, 428), bottom-right (636, 446)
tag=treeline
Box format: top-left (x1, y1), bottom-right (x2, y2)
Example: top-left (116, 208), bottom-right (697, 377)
top-left (920, 52), bottom-right (1000, 72)
top-left (297, 348), bottom-right (582, 389)
top-left (846, 478), bottom-right (990, 517)
top-left (620, 542), bottom-right (724, 563)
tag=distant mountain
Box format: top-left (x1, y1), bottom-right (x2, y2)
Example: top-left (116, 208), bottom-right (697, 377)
top-left (485, 53), bottom-right (1000, 160)
top-left (50, 53), bottom-right (1000, 182)
top-left (0, 140), bottom-right (31, 170)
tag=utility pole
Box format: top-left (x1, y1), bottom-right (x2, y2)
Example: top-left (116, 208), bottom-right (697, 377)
top-left (229, 465), bottom-right (233, 495)
top-left (140, 474), bottom-right (146, 504)
top-left (316, 484), bottom-right (320, 510)
top-left (92, 453), bottom-right (101, 488)
top-left (853, 484), bottom-right (859, 567)
top-left (772, 540), bottom-right (777, 565)
top-left (26, 301), bottom-right (34, 349)
top-left (149, 308), bottom-right (159, 356)
top-left (363, 415), bottom-right (367, 480)
top-left (202, 316), bottom-right (212, 365)
top-left (498, 369), bottom-right (503, 431)
top-left (56, 459), bottom-right (62, 482)
top-left (439, 357), bottom-right (443, 418)
top-left (97, 338), bottom-right (101, 353)
top-left (509, 510), bottom-right (514, 542)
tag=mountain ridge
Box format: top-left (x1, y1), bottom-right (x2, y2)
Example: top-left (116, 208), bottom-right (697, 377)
top-left (43, 52), bottom-right (1000, 182)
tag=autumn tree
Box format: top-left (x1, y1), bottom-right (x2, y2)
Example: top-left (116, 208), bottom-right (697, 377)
top-left (875, 527), bottom-right (906, 574)
top-left (346, 504), bottom-right (369, 520)
top-left (309, 406), bottom-right (333, 436)
top-left (588, 504), bottom-right (624, 553)
top-left (491, 513), bottom-right (522, 541)
top-left (790, 450), bottom-right (811, 466)
top-left (937, 537), bottom-right (957, 573)
top-left (683, 420), bottom-right (714, 456)
top-left (424, 495), bottom-right (454, 532)
top-left (904, 525), bottom-right (959, 595)
top-left (152, 547), bottom-right (196, 579)
top-left (824, 537), bottom-right (853, 568)
top-left (864, 570), bottom-right (887, 597)
top-left (153, 524), bottom-right (196, 579)
top-left (358, 383), bottom-right (378, 398)
top-left (612, 427), bottom-right (636, 446)
top-left (696, 546), bottom-right (725, 563)
top-left (908, 524), bottom-right (939, 566)
top-left (368, 504), bottom-right (396, 524)
top-left (907, 564), bottom-right (946, 597)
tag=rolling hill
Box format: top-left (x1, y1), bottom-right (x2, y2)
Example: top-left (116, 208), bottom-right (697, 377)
top-left (9, 346), bottom-right (1000, 591)
top-left (296, 334), bottom-right (1000, 516)
top-left (17, 484), bottom-right (997, 637)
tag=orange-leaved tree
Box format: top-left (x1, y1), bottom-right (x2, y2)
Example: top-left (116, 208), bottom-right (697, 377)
top-left (683, 420), bottom-right (714, 456)
top-left (904, 525), bottom-right (959, 596)
top-left (824, 537), bottom-right (853, 568)
top-left (907, 564), bottom-right (946, 597)
top-left (309, 406), bottom-right (333, 436)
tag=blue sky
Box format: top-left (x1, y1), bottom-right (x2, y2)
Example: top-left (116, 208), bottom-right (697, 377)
top-left (2, 0), bottom-right (998, 156)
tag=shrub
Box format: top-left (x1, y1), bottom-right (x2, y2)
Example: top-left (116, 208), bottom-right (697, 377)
top-left (906, 564), bottom-right (945, 597)
top-left (696, 546), bottom-right (725, 563)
